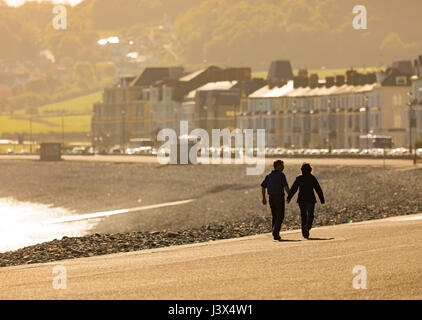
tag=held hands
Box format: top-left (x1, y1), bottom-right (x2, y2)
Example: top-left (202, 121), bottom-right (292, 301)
top-left (262, 198), bottom-right (267, 205)
top-left (286, 199), bottom-right (290, 204)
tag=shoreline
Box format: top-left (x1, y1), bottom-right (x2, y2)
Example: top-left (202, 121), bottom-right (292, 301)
top-left (0, 159), bottom-right (421, 267)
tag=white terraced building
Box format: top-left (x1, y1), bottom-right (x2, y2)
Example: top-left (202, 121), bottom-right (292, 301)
top-left (410, 76), bottom-right (422, 143)
top-left (238, 75), bottom-right (412, 149)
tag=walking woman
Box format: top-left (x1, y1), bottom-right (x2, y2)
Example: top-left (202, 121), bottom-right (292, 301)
top-left (287, 163), bottom-right (325, 239)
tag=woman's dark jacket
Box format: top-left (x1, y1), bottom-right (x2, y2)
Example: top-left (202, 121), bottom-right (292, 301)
top-left (287, 174), bottom-right (325, 204)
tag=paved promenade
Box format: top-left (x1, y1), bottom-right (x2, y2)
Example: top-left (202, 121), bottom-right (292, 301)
top-left (1, 213), bottom-right (421, 299)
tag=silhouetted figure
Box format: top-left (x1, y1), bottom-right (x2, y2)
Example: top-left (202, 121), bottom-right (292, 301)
top-left (261, 160), bottom-right (290, 241)
top-left (287, 163), bottom-right (325, 239)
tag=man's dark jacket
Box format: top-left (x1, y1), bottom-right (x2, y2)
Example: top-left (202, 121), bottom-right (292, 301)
top-left (287, 174), bottom-right (325, 204)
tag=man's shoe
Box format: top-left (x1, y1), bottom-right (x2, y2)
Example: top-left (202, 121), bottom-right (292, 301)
top-left (302, 226), bottom-right (309, 239)
top-left (274, 236), bottom-right (282, 241)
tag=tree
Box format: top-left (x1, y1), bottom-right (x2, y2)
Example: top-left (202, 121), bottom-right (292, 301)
top-left (25, 77), bottom-right (49, 94)
top-left (73, 62), bottom-right (95, 82)
top-left (95, 62), bottom-right (117, 80)
top-left (0, 96), bottom-right (6, 113)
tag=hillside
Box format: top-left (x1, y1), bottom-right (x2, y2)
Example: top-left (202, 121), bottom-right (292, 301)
top-left (1, 0), bottom-right (421, 69)
top-left (0, 91), bottom-right (99, 137)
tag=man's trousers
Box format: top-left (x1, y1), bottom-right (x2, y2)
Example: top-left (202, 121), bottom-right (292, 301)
top-left (269, 195), bottom-right (285, 238)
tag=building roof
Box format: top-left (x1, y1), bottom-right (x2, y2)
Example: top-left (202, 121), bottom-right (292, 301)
top-left (249, 81), bottom-right (295, 98)
top-left (267, 60), bottom-right (294, 81)
top-left (178, 68), bottom-right (208, 82)
top-left (185, 89), bottom-right (197, 99)
top-left (392, 60), bottom-right (414, 75)
top-left (248, 81), bottom-right (379, 99)
top-left (130, 67), bottom-right (184, 87)
top-left (381, 68), bottom-right (412, 87)
top-left (196, 81), bottom-right (238, 92)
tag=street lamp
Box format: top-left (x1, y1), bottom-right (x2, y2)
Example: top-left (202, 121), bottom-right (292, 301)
top-left (408, 91), bottom-right (417, 164)
top-left (61, 112), bottom-right (65, 147)
top-left (327, 98), bottom-right (332, 152)
top-left (292, 100), bottom-right (297, 149)
top-left (121, 107), bottom-right (127, 154)
top-left (364, 95), bottom-right (369, 150)
top-left (29, 116), bottom-right (33, 154)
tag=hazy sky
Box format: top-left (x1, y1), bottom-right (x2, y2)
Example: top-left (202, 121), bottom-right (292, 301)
top-left (4, 0), bottom-right (83, 6)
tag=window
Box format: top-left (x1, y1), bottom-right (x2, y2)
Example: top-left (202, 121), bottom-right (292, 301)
top-left (394, 114), bottom-right (402, 128)
top-left (136, 106), bottom-right (144, 117)
top-left (394, 94), bottom-right (404, 106)
top-left (395, 76), bottom-right (407, 86)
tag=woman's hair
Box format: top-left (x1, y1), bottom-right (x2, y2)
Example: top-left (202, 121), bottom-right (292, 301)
top-left (301, 163), bottom-right (312, 175)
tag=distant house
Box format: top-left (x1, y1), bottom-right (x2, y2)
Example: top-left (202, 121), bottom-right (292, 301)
top-left (92, 65), bottom-right (252, 150)
top-left (240, 58), bottom-right (415, 149)
top-left (410, 56), bottom-right (422, 143)
top-left (0, 86), bottom-right (13, 97)
top-left (149, 66), bottom-right (251, 134)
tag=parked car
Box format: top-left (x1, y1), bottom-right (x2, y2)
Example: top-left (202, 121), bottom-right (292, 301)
top-left (391, 148), bottom-right (409, 156)
top-left (110, 146), bottom-right (124, 154)
top-left (71, 147), bottom-right (85, 155)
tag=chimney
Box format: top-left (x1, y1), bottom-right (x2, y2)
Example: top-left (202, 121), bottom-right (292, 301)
top-left (346, 68), bottom-right (357, 85)
top-left (325, 76), bottom-right (335, 88)
top-left (366, 72), bottom-right (377, 84)
top-left (309, 74), bottom-right (319, 88)
top-left (293, 76), bottom-right (308, 88)
top-left (335, 75), bottom-right (345, 86)
top-left (298, 68), bottom-right (308, 77)
top-left (352, 72), bottom-right (361, 86)
top-left (358, 73), bottom-right (367, 85)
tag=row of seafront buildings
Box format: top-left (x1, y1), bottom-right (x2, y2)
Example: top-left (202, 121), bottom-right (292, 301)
top-left (92, 59), bottom-right (422, 151)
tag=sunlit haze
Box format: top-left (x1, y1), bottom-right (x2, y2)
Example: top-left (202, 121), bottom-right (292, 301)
top-left (0, 0), bottom-right (421, 302)
top-left (4, 0), bottom-right (83, 6)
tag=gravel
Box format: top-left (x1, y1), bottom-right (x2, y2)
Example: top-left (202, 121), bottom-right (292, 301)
top-left (0, 159), bottom-right (421, 267)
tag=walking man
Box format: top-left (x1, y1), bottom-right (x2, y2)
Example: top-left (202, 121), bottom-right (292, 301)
top-left (261, 160), bottom-right (290, 241)
top-left (287, 163), bottom-right (325, 239)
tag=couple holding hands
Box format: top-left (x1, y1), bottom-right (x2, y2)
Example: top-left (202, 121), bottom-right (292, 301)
top-left (261, 160), bottom-right (325, 240)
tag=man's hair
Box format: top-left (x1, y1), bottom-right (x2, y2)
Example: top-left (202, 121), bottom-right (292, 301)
top-left (301, 162), bottom-right (312, 174)
top-left (273, 160), bottom-right (284, 169)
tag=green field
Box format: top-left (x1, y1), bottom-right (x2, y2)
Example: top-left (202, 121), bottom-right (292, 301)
top-left (15, 91), bottom-right (102, 116)
top-left (0, 115), bottom-right (91, 135)
top-left (1, 92), bottom-right (101, 136)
